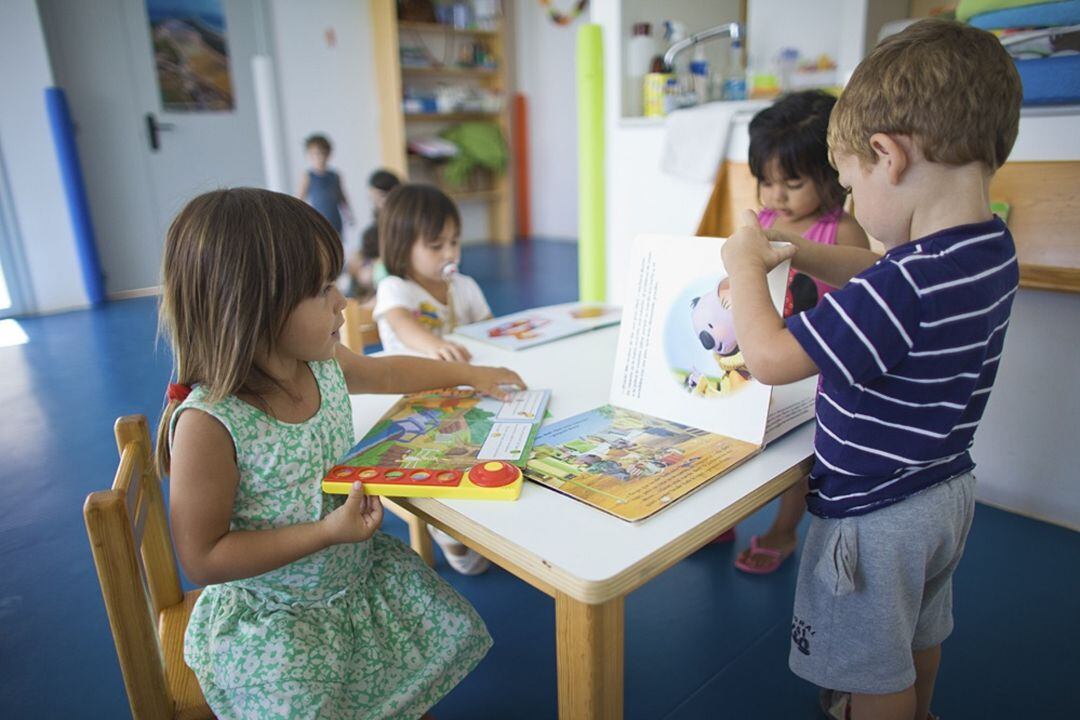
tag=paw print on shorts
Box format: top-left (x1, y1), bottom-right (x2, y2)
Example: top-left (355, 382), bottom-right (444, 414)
top-left (791, 615), bottom-right (815, 656)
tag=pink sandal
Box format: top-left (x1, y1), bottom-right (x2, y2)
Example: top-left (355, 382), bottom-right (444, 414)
top-left (734, 535), bottom-right (792, 574)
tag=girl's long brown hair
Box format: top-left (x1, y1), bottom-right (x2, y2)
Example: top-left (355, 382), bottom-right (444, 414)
top-left (155, 188), bottom-right (343, 475)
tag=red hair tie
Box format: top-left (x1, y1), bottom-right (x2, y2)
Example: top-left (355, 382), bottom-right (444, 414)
top-left (167, 383), bottom-right (192, 403)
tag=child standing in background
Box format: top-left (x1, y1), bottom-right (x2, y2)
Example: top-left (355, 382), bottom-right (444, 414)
top-left (722, 19), bottom-right (1021, 719)
top-left (159, 188), bottom-right (524, 718)
top-left (373, 184), bottom-right (495, 575)
top-left (733, 90), bottom-right (870, 575)
top-left (298, 133), bottom-right (353, 238)
top-left (347, 168), bottom-right (401, 300)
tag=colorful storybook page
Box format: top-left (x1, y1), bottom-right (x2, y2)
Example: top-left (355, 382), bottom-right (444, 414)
top-left (527, 406), bottom-right (759, 522)
top-left (455, 302), bottom-right (621, 351)
top-left (523, 234), bottom-right (816, 522)
top-left (332, 389), bottom-right (551, 474)
top-left (610, 235), bottom-right (793, 445)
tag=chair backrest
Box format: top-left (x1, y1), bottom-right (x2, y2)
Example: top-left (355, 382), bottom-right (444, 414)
top-left (84, 415), bottom-right (197, 720)
top-left (341, 298), bottom-right (380, 353)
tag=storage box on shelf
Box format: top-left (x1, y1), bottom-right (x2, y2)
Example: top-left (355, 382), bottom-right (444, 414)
top-left (371, 0), bottom-right (513, 243)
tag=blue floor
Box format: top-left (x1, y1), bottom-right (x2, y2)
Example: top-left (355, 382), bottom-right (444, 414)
top-left (1, 239), bottom-right (1078, 718)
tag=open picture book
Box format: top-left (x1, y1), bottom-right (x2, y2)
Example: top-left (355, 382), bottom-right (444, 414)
top-left (326, 389), bottom-right (552, 477)
top-left (455, 302), bottom-right (621, 351)
top-left (524, 235), bottom-right (817, 522)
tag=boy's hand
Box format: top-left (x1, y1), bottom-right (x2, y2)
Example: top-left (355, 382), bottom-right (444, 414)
top-left (320, 482), bottom-right (383, 545)
top-left (466, 366), bottom-right (527, 400)
top-left (430, 339), bottom-right (473, 363)
top-left (723, 210), bottom-right (797, 275)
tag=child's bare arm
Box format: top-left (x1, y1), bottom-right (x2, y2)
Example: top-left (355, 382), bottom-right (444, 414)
top-left (723, 212), bottom-right (820, 385)
top-left (383, 307), bottom-right (473, 363)
top-left (336, 344), bottom-right (525, 399)
top-left (297, 173), bottom-right (309, 201)
top-left (835, 214), bottom-right (870, 250)
top-left (764, 223), bottom-right (878, 288)
top-left (169, 410), bottom-right (381, 586)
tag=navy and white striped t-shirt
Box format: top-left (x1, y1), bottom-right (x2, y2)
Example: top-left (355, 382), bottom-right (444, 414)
top-left (787, 217), bottom-right (1018, 518)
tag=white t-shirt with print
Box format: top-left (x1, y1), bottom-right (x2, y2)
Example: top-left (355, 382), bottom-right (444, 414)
top-left (373, 274), bottom-right (493, 354)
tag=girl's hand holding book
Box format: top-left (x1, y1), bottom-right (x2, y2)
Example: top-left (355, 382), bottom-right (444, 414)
top-left (320, 482), bottom-right (384, 546)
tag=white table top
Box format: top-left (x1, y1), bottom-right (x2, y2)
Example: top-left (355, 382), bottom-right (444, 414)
top-left (351, 325), bottom-right (815, 603)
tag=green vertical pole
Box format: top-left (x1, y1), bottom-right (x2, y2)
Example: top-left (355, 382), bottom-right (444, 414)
top-left (577, 24), bottom-right (606, 303)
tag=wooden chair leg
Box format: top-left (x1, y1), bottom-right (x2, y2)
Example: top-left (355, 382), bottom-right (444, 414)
top-left (381, 498), bottom-right (435, 567)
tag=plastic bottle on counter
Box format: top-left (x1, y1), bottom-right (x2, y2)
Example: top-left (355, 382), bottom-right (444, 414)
top-left (643, 70), bottom-right (670, 117)
top-left (625, 22), bottom-right (656, 116)
top-left (690, 45), bottom-right (709, 105)
top-left (723, 37), bottom-right (747, 101)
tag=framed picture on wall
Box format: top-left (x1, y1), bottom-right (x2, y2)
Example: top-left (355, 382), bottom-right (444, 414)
top-left (145, 0), bottom-right (234, 111)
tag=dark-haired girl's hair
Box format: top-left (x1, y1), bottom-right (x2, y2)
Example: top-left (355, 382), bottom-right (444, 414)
top-left (748, 90), bottom-right (846, 213)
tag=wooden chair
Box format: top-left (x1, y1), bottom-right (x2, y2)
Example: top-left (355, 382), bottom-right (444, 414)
top-left (84, 415), bottom-right (212, 720)
top-left (340, 298), bottom-right (381, 353)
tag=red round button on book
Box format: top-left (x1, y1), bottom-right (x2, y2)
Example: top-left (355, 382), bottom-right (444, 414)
top-left (468, 461), bottom-right (521, 487)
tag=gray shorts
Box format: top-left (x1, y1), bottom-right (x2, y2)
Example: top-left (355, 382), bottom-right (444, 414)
top-left (788, 472), bottom-right (976, 694)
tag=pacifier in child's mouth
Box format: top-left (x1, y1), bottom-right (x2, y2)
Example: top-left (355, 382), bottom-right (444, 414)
top-left (441, 262), bottom-right (459, 281)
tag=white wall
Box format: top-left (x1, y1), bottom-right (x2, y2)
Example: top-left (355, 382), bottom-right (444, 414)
top-left (268, 0), bottom-right (381, 246)
top-left (0, 0), bottom-right (87, 314)
top-left (514, 1), bottom-right (580, 240)
top-left (746, 0), bottom-right (844, 79)
top-left (974, 289), bottom-right (1080, 530)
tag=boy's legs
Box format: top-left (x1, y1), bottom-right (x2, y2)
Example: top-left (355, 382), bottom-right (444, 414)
top-left (789, 473), bottom-right (975, 713)
top-left (912, 644), bottom-right (941, 719)
top-left (849, 645), bottom-right (938, 720)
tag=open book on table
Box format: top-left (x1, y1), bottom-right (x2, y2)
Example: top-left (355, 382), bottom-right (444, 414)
top-left (524, 235), bottom-right (816, 522)
top-left (455, 302), bottom-right (621, 351)
top-left (328, 388), bottom-right (552, 475)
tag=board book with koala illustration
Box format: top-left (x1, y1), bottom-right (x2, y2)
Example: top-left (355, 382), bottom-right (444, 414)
top-left (523, 234), bottom-right (816, 522)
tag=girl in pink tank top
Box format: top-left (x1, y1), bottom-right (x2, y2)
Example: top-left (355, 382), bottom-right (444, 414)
top-left (757, 206), bottom-right (843, 316)
top-left (746, 91), bottom-right (868, 321)
top-left (728, 91), bottom-right (869, 575)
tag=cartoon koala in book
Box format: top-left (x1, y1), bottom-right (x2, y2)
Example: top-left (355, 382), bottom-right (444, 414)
top-left (688, 277), bottom-right (752, 395)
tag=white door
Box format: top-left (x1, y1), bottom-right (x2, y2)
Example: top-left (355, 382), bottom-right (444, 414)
top-left (38, 0), bottom-right (266, 294)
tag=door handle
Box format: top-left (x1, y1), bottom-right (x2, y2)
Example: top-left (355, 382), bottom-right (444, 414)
top-left (145, 113), bottom-right (175, 152)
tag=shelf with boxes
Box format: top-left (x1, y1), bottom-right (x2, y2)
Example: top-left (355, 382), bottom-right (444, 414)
top-left (371, 0), bottom-right (513, 243)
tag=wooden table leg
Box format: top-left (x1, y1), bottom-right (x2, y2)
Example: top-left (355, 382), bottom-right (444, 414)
top-left (381, 499), bottom-right (435, 567)
top-left (555, 591), bottom-right (624, 719)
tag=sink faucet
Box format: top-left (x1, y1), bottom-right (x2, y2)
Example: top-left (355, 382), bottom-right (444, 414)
top-left (662, 22), bottom-right (742, 72)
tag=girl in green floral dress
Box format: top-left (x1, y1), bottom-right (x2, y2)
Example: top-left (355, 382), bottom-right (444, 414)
top-left (156, 188), bottom-right (524, 719)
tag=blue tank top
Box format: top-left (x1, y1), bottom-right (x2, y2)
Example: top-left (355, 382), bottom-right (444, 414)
top-left (306, 169), bottom-right (343, 233)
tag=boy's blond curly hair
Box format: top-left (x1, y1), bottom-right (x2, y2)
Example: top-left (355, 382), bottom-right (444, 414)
top-left (829, 18), bottom-right (1022, 170)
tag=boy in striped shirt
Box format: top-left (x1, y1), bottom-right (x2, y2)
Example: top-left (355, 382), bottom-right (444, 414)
top-left (720, 19), bottom-right (1023, 720)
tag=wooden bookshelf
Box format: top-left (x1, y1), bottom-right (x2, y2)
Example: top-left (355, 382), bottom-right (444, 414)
top-left (398, 20), bottom-right (499, 39)
top-left (404, 112), bottom-right (500, 122)
top-left (370, 1), bottom-right (514, 244)
top-left (402, 66), bottom-right (499, 77)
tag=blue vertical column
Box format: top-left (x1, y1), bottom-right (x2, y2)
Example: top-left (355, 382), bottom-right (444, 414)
top-left (45, 87), bottom-right (106, 305)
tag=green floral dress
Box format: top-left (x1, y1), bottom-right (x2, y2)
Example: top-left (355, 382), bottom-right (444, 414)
top-left (172, 360), bottom-right (492, 719)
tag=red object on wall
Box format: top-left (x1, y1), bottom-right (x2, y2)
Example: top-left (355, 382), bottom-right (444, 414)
top-left (512, 93), bottom-right (531, 240)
